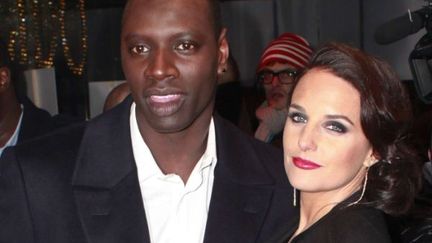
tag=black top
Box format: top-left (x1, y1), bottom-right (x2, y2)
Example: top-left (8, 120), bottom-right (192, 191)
top-left (270, 192), bottom-right (391, 243)
top-left (18, 96), bottom-right (82, 143)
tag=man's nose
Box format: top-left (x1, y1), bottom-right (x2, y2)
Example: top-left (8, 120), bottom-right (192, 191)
top-left (271, 74), bottom-right (282, 86)
top-left (145, 48), bottom-right (178, 81)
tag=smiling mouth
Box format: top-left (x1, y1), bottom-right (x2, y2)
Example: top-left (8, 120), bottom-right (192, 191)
top-left (146, 94), bottom-right (185, 117)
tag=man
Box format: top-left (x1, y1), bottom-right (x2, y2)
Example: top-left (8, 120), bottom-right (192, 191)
top-left (103, 82), bottom-right (130, 112)
top-left (214, 54), bottom-right (242, 125)
top-left (0, 38), bottom-right (59, 157)
top-left (254, 33), bottom-right (312, 146)
top-left (0, 0), bottom-right (296, 242)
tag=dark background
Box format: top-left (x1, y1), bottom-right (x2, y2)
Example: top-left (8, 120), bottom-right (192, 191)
top-left (0, 0), bottom-right (429, 120)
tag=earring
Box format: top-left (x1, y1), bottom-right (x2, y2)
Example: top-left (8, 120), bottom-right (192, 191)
top-left (348, 167), bottom-right (368, 206)
top-left (293, 187), bottom-right (297, 207)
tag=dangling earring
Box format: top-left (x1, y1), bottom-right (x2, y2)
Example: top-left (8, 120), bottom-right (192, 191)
top-left (348, 167), bottom-right (369, 206)
top-left (293, 187), bottom-right (297, 207)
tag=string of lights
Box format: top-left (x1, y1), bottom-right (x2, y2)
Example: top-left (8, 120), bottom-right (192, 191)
top-left (32, 0), bottom-right (59, 68)
top-left (6, 0), bottom-right (88, 76)
top-left (59, 0), bottom-right (87, 76)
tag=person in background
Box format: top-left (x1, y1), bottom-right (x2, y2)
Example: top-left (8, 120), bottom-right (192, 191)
top-left (423, 132), bottom-right (432, 193)
top-left (254, 33), bottom-right (312, 146)
top-left (0, 38), bottom-right (69, 157)
top-left (0, 0), bottom-right (296, 242)
top-left (274, 42), bottom-right (422, 242)
top-left (103, 82), bottom-right (130, 112)
top-left (214, 54), bottom-right (242, 125)
top-left (393, 129), bottom-right (432, 243)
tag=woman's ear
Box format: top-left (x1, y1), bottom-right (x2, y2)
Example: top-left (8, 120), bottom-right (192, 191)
top-left (363, 150), bottom-right (379, 168)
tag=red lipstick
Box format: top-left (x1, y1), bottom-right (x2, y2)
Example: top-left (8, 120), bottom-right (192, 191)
top-left (292, 157), bottom-right (321, 170)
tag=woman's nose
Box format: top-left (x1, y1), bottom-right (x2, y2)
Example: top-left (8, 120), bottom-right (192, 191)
top-left (298, 125), bottom-right (317, 152)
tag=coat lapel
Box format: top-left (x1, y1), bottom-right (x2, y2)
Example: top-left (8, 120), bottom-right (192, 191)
top-left (204, 117), bottom-right (281, 243)
top-left (72, 97), bottom-right (150, 243)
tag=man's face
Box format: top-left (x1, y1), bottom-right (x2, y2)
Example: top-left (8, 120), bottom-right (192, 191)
top-left (121, 0), bottom-right (228, 133)
top-left (0, 66), bottom-right (11, 95)
top-left (260, 62), bottom-right (296, 110)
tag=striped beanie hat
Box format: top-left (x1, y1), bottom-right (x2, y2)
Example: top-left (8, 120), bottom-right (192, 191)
top-left (257, 33), bottom-right (313, 72)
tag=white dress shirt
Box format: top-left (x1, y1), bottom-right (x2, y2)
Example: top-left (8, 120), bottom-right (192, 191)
top-left (130, 103), bottom-right (217, 243)
top-left (0, 108), bottom-right (23, 157)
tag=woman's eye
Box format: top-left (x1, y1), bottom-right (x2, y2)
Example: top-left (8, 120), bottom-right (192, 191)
top-left (130, 45), bottom-right (149, 55)
top-left (325, 121), bottom-right (347, 134)
top-left (176, 42), bottom-right (196, 51)
top-left (288, 112), bottom-right (307, 123)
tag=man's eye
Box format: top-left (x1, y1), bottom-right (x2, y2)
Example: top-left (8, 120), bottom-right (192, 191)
top-left (288, 112), bottom-right (307, 123)
top-left (130, 45), bottom-right (149, 54)
top-left (176, 42), bottom-right (196, 51)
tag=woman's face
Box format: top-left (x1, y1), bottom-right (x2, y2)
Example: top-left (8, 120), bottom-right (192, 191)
top-left (283, 68), bottom-right (375, 196)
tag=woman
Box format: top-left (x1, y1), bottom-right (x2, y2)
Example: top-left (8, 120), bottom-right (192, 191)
top-left (278, 42), bottom-right (422, 242)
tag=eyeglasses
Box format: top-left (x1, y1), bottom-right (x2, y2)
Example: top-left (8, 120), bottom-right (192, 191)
top-left (257, 69), bottom-right (298, 85)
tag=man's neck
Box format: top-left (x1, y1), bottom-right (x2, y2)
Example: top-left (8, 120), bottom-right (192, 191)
top-left (136, 112), bottom-right (213, 184)
top-left (0, 96), bottom-right (22, 147)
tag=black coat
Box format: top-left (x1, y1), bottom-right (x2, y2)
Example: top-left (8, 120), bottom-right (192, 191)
top-left (17, 97), bottom-right (55, 143)
top-left (0, 97), bottom-right (297, 243)
top-left (270, 192), bottom-right (391, 243)
top-left (17, 97), bottom-right (80, 144)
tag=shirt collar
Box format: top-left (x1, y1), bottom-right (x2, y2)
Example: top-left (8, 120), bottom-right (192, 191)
top-left (129, 102), bottom-right (217, 183)
top-left (0, 108), bottom-right (24, 157)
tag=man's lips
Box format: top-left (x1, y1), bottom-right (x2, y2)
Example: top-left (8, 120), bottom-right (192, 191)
top-left (292, 157), bottom-right (322, 170)
top-left (146, 93), bottom-right (185, 117)
top-left (149, 94), bottom-right (182, 103)
top-left (269, 91), bottom-right (286, 99)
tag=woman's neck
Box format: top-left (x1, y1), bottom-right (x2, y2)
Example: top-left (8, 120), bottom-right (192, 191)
top-left (291, 184), bottom-right (362, 240)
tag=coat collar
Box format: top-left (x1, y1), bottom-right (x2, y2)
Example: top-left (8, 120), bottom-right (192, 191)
top-left (213, 115), bottom-right (276, 186)
top-left (72, 100), bottom-right (276, 189)
top-left (205, 116), bottom-right (287, 242)
top-left (72, 96), bottom-right (135, 189)
top-left (71, 98), bottom-right (286, 243)
top-left (72, 96), bottom-right (151, 243)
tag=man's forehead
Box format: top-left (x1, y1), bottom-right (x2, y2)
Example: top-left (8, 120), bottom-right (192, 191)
top-left (124, 0), bottom-right (210, 12)
top-left (122, 0), bottom-right (214, 35)
top-left (123, 0), bottom-right (211, 24)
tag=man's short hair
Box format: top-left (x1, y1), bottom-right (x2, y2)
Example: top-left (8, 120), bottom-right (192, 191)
top-left (122, 0), bottom-right (223, 38)
top-left (209, 0), bottom-right (223, 37)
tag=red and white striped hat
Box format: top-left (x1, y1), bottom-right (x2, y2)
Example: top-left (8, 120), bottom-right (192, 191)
top-left (257, 33), bottom-right (313, 72)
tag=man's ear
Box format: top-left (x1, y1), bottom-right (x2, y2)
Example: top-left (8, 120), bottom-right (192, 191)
top-left (0, 67), bottom-right (11, 92)
top-left (217, 27), bottom-right (229, 76)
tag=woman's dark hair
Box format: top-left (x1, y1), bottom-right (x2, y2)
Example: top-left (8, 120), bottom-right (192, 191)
top-left (298, 42), bottom-right (422, 216)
